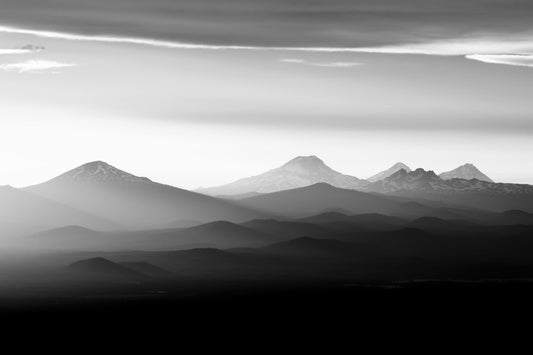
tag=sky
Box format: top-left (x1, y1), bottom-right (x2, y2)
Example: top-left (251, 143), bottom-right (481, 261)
top-left (0, 0), bottom-right (532, 188)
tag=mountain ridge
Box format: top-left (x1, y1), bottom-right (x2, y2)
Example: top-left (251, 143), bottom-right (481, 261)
top-left (365, 168), bottom-right (533, 212)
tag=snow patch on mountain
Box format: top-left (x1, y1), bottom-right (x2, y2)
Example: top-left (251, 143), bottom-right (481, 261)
top-left (48, 161), bottom-right (152, 184)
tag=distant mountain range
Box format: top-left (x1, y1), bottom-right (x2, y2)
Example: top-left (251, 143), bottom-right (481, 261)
top-left (0, 156), bottom-right (531, 240)
top-left (365, 168), bottom-right (533, 211)
top-left (366, 168), bottom-right (530, 194)
top-left (198, 156), bottom-right (497, 197)
top-left (196, 155), bottom-right (368, 196)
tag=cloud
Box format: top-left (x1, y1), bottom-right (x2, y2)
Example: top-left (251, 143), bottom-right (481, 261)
top-left (280, 58), bottom-right (361, 68)
top-left (352, 37), bottom-right (533, 56)
top-left (465, 54), bottom-right (533, 68)
top-left (2, 0), bottom-right (533, 48)
top-left (0, 44), bottom-right (45, 55)
top-left (2, 24), bottom-right (533, 69)
top-left (0, 59), bottom-right (76, 73)
top-left (0, 25), bottom-right (271, 51)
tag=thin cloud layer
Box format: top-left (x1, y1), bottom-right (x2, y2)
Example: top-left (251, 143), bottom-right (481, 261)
top-left (2, 24), bottom-right (533, 69)
top-left (280, 58), bottom-right (361, 68)
top-left (0, 59), bottom-right (76, 73)
top-left (353, 37), bottom-right (533, 56)
top-left (466, 54), bottom-right (533, 68)
top-left (1, 0), bottom-right (533, 48)
top-left (0, 44), bottom-right (45, 55)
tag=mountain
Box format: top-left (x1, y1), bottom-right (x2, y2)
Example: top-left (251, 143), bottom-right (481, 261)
top-left (365, 168), bottom-right (533, 212)
top-left (367, 162), bottom-right (411, 182)
top-left (155, 221), bottom-right (275, 248)
top-left (24, 225), bottom-right (107, 250)
top-left (300, 212), bottom-right (406, 230)
top-left (0, 185), bottom-right (116, 237)
top-left (112, 221), bottom-right (276, 250)
top-left (439, 163), bottom-right (493, 182)
top-left (242, 219), bottom-right (331, 239)
top-left (119, 262), bottom-right (173, 278)
top-left (259, 237), bottom-right (357, 257)
top-left (69, 257), bottom-right (144, 279)
top-left (25, 161), bottom-right (265, 229)
top-left (237, 182), bottom-right (401, 218)
top-left (366, 168), bottom-right (443, 193)
top-left (196, 155), bottom-right (368, 196)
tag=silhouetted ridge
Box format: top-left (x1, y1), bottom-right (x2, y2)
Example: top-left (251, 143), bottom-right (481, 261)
top-left (503, 210), bottom-right (532, 217)
top-left (261, 237), bottom-right (348, 255)
top-left (119, 262), bottom-right (173, 278)
top-left (238, 182), bottom-right (400, 218)
top-left (69, 257), bottom-right (143, 278)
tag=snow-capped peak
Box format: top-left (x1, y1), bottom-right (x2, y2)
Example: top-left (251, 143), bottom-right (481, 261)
top-left (197, 155), bottom-right (367, 195)
top-left (439, 163), bottom-right (493, 182)
top-left (49, 161), bottom-right (152, 184)
top-left (367, 162), bottom-right (412, 182)
top-left (280, 155), bottom-right (330, 174)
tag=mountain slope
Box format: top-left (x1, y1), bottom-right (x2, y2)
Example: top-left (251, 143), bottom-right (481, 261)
top-left (69, 257), bottom-right (144, 279)
top-left (197, 155), bottom-right (368, 196)
top-left (0, 185), bottom-right (116, 236)
top-left (25, 161), bottom-right (265, 229)
top-left (237, 183), bottom-right (401, 218)
top-left (154, 221), bottom-right (276, 248)
top-left (439, 163), bottom-right (493, 182)
top-left (367, 162), bottom-right (411, 182)
top-left (22, 225), bottom-right (112, 250)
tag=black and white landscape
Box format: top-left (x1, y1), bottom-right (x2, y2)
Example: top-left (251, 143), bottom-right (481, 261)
top-left (2, 1), bottom-right (533, 327)
top-left (2, 157), bottom-right (533, 314)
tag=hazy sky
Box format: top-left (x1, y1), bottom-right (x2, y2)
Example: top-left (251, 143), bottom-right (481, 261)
top-left (1, 0), bottom-right (532, 187)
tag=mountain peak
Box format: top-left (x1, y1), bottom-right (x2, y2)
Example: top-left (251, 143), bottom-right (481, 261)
top-left (391, 162), bottom-right (411, 170)
top-left (439, 163), bottom-right (493, 182)
top-left (281, 155), bottom-right (327, 170)
top-left (48, 161), bottom-right (152, 184)
top-left (197, 155), bottom-right (367, 195)
top-left (367, 162), bottom-right (412, 182)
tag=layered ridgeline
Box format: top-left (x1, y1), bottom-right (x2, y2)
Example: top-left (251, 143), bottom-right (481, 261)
top-left (197, 155), bottom-right (368, 196)
top-left (0, 185), bottom-right (116, 237)
top-left (439, 163), bottom-right (493, 182)
top-left (365, 168), bottom-right (533, 212)
top-left (25, 161), bottom-right (264, 229)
